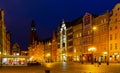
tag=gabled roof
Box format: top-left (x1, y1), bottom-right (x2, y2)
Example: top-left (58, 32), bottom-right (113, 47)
top-left (42, 37), bottom-right (52, 43)
top-left (71, 16), bottom-right (83, 26)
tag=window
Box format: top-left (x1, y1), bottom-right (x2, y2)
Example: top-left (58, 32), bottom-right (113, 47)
top-left (88, 31), bottom-right (90, 34)
top-left (62, 43), bottom-right (65, 47)
top-left (104, 47), bottom-right (106, 50)
top-left (115, 43), bottom-right (117, 49)
top-left (110, 34), bottom-right (112, 40)
top-left (80, 33), bottom-right (82, 37)
top-left (115, 26), bottom-right (117, 29)
top-left (69, 41), bottom-right (73, 46)
top-left (110, 44), bottom-right (112, 50)
top-left (104, 19), bottom-right (106, 23)
top-left (101, 20), bottom-right (103, 24)
top-left (115, 18), bottom-right (117, 22)
top-left (110, 27), bottom-right (112, 30)
top-left (115, 13), bottom-right (117, 16)
top-left (115, 33), bottom-right (117, 40)
top-left (103, 26), bottom-right (106, 31)
top-left (77, 34), bottom-right (78, 38)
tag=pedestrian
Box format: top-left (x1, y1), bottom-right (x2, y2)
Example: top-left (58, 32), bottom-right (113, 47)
top-left (94, 57), bottom-right (96, 63)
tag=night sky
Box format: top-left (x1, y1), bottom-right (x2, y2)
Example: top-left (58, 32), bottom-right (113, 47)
top-left (0, 0), bottom-right (119, 50)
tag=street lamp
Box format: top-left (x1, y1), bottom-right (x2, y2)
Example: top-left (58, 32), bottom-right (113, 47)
top-left (93, 26), bottom-right (97, 30)
top-left (46, 53), bottom-right (51, 62)
top-left (89, 26), bottom-right (97, 64)
top-left (88, 47), bottom-right (96, 64)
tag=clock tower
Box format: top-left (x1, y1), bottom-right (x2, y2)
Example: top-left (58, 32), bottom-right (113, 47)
top-left (29, 20), bottom-right (39, 45)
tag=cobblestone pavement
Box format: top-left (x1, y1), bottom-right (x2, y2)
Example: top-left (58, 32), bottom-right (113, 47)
top-left (0, 62), bottom-right (120, 73)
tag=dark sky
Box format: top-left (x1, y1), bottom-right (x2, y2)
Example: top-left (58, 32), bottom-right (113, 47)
top-left (0, 0), bottom-right (119, 50)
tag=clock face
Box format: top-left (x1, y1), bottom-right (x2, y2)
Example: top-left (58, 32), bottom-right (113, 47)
top-left (31, 27), bottom-right (36, 31)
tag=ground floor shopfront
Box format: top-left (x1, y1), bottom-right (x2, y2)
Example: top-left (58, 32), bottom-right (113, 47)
top-left (109, 52), bottom-right (120, 63)
top-left (0, 55), bottom-right (28, 66)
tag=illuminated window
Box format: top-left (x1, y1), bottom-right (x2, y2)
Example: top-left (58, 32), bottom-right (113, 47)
top-left (88, 31), bottom-right (90, 34)
top-left (101, 20), bottom-right (103, 24)
top-left (80, 33), bottom-right (82, 37)
top-left (76, 34), bottom-right (78, 38)
top-left (104, 18), bottom-right (106, 23)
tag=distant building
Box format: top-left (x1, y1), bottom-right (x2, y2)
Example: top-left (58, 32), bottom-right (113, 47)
top-left (20, 50), bottom-right (28, 56)
top-left (109, 3), bottom-right (120, 62)
top-left (51, 32), bottom-right (57, 62)
top-left (72, 17), bottom-right (83, 62)
top-left (0, 9), bottom-right (8, 55)
top-left (57, 20), bottom-right (67, 62)
top-left (12, 43), bottom-right (20, 56)
top-left (28, 41), bottom-right (44, 63)
top-left (92, 11), bottom-right (110, 63)
top-left (66, 21), bottom-right (73, 62)
top-left (29, 20), bottom-right (39, 45)
top-left (28, 20), bottom-right (44, 63)
top-left (29, 2), bottom-right (120, 63)
top-left (6, 31), bottom-right (11, 55)
top-left (82, 13), bottom-right (98, 62)
top-left (43, 38), bottom-right (52, 62)
top-left (56, 24), bottom-right (61, 62)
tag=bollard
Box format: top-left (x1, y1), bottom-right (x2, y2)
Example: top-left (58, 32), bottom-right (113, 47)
top-left (45, 70), bottom-right (50, 73)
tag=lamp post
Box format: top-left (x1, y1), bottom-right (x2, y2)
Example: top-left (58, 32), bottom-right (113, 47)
top-left (90, 26), bottom-right (97, 64)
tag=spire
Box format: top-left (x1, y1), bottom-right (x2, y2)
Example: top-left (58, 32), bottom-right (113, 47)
top-left (62, 19), bottom-right (65, 24)
top-left (31, 20), bottom-right (36, 27)
top-left (0, 9), bottom-right (4, 20)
